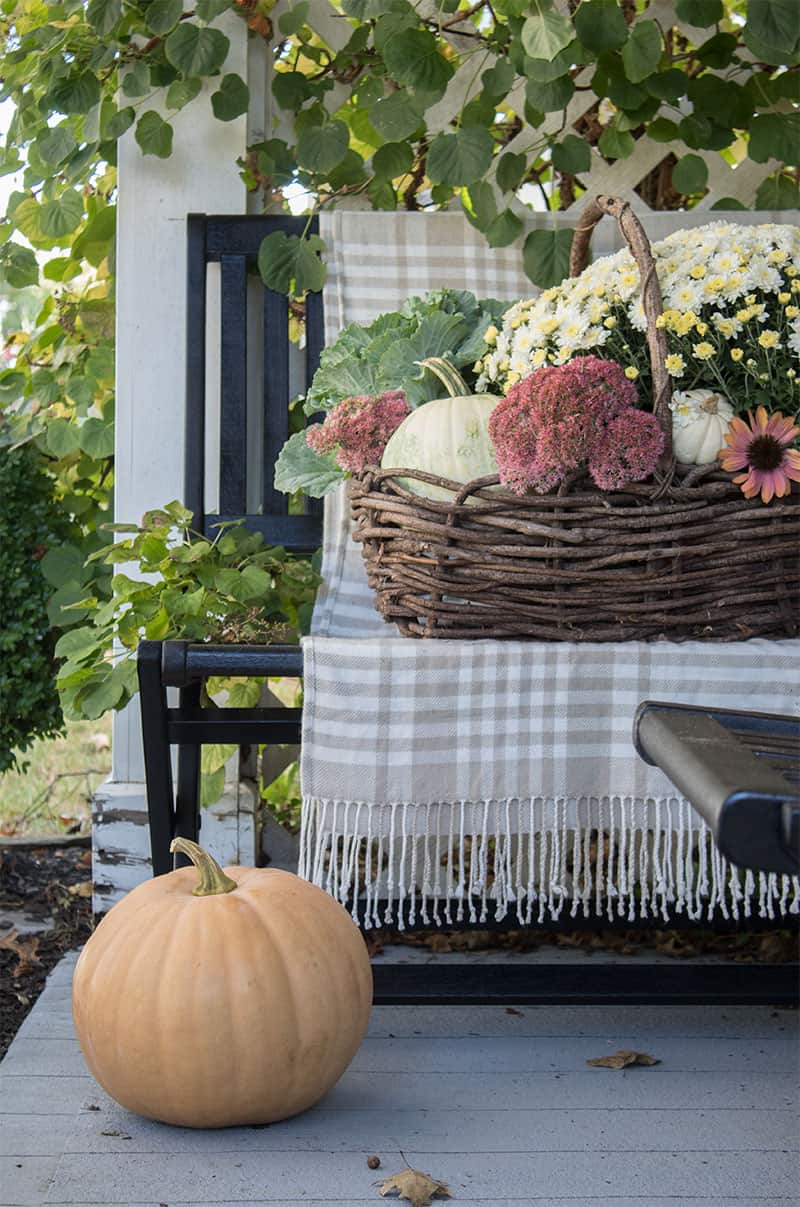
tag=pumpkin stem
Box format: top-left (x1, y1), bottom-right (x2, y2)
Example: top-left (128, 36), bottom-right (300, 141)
top-left (700, 394), bottom-right (720, 414)
top-left (170, 838), bottom-right (237, 896)
top-left (417, 356), bottom-right (470, 398)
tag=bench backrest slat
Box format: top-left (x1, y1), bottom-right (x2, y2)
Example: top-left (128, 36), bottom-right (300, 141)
top-left (185, 213), bottom-right (324, 553)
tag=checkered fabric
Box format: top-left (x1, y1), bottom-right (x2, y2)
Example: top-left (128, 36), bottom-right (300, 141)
top-left (301, 210), bottom-right (800, 927)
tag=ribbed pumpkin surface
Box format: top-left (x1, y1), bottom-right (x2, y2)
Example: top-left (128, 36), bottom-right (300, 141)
top-left (72, 865), bottom-right (372, 1128)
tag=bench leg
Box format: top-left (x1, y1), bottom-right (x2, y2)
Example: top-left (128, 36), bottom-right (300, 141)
top-left (137, 641), bottom-right (175, 877)
top-left (174, 683), bottom-right (202, 865)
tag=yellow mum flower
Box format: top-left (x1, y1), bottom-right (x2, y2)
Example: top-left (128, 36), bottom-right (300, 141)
top-left (745, 294), bottom-right (756, 305)
top-left (655, 315), bottom-right (666, 328)
top-left (695, 321), bottom-right (708, 335)
top-left (787, 266), bottom-right (798, 277)
top-left (532, 348), bottom-right (548, 368)
top-left (506, 371), bottom-right (520, 386)
top-left (786, 305), bottom-right (799, 319)
top-left (604, 316), bottom-right (617, 329)
top-left (758, 330), bottom-right (780, 349)
top-left (693, 342), bottom-right (715, 360)
top-left (624, 366), bottom-right (639, 380)
top-left (510, 316), bottom-right (523, 330)
top-left (484, 325), bottom-right (499, 344)
top-left (665, 353), bottom-right (685, 374)
top-left (778, 292), bottom-right (791, 304)
top-left (791, 279), bottom-right (800, 292)
top-left (690, 264), bottom-right (706, 279)
top-left (730, 348), bottom-right (744, 362)
top-left (736, 308), bottom-right (752, 322)
top-left (540, 317), bottom-right (560, 335)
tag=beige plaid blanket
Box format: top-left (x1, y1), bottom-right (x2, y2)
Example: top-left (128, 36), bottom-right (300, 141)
top-left (300, 211), bottom-right (800, 928)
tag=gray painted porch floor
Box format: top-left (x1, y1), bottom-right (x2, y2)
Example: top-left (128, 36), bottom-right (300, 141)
top-left (1, 951), bottom-right (798, 1207)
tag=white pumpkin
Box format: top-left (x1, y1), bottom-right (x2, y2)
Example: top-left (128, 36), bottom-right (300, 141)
top-left (381, 358), bottom-right (499, 502)
top-left (670, 389), bottom-right (735, 465)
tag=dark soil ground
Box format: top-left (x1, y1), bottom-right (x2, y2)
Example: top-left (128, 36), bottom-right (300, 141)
top-left (0, 843), bottom-right (93, 1060)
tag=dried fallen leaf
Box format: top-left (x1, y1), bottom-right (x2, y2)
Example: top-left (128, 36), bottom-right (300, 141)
top-left (379, 1167), bottom-right (451, 1206)
top-left (100, 1128), bottom-right (131, 1139)
top-left (68, 880), bottom-right (93, 898)
top-left (587, 1050), bottom-right (660, 1069)
top-left (0, 928), bottom-right (40, 977)
top-left (367, 1155), bottom-right (381, 1170)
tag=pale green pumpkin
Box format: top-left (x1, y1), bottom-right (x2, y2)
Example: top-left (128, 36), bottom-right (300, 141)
top-left (381, 358), bottom-right (499, 502)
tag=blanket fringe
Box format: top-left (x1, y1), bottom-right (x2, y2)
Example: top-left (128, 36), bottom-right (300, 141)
top-left (298, 796), bottom-right (800, 929)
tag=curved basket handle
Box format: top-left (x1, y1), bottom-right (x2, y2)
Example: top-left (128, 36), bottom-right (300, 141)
top-left (569, 195), bottom-right (672, 456)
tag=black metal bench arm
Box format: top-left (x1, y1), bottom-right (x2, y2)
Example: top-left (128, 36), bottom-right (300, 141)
top-left (634, 701), bottom-right (800, 877)
top-left (137, 639), bottom-right (302, 876)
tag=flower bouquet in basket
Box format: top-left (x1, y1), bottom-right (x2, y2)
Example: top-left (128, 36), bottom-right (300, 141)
top-left (277, 197), bottom-right (800, 642)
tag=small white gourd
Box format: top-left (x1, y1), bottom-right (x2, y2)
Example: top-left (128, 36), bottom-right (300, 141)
top-left (381, 357), bottom-right (499, 502)
top-left (670, 389), bottom-right (735, 465)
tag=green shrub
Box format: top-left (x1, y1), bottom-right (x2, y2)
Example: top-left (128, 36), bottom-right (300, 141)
top-left (0, 445), bottom-right (65, 772)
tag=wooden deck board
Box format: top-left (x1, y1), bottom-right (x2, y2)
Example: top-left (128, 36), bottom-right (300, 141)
top-left (0, 953), bottom-right (796, 1207)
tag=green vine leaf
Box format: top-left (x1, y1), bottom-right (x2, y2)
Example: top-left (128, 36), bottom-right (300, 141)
top-left (754, 173), bottom-right (800, 209)
top-left (166, 78), bottom-right (202, 111)
top-left (485, 209), bottom-right (523, 248)
top-left (382, 28), bottom-right (454, 95)
top-left (521, 0), bottom-right (574, 61)
top-left (0, 243), bottom-right (39, 289)
top-left (523, 227), bottom-right (573, 288)
top-left (672, 153), bottom-right (708, 194)
top-left (196, 0), bottom-right (234, 21)
top-left (675, 0), bottom-right (723, 24)
top-left (573, 0), bottom-right (628, 53)
top-left (749, 112), bottom-right (800, 165)
top-left (372, 140), bottom-right (414, 179)
top-left (135, 111), bottom-right (174, 158)
top-left (621, 20), bottom-right (662, 84)
top-left (101, 105), bottom-right (135, 139)
top-left (369, 91), bottom-right (424, 140)
top-left (87, 0), bottom-right (122, 37)
top-left (598, 124), bottom-right (635, 158)
top-left (297, 120), bottom-right (349, 172)
top-left (50, 71), bottom-right (101, 116)
top-left (257, 231), bottom-right (327, 296)
top-left (211, 73), bottom-right (250, 121)
top-left (427, 127), bottom-right (494, 187)
top-left (36, 127), bottom-right (77, 167)
top-left (278, 1), bottom-right (310, 36)
top-left (165, 23), bottom-right (230, 77)
top-left (146, 0), bottom-right (183, 34)
top-left (551, 134), bottom-right (591, 175)
top-left (496, 151), bottom-right (526, 193)
top-left (744, 0), bottom-right (800, 49)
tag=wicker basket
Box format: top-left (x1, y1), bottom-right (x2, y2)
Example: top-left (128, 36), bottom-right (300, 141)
top-left (350, 196), bottom-right (800, 641)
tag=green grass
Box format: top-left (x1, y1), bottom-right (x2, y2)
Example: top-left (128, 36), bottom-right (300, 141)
top-left (0, 717), bottom-right (112, 838)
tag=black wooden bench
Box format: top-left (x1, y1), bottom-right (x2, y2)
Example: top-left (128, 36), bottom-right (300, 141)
top-left (136, 214), bottom-right (799, 1006)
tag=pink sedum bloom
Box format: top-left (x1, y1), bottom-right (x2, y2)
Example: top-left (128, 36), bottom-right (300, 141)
top-left (719, 405), bottom-right (800, 504)
top-left (489, 356), bottom-right (642, 494)
top-left (306, 390), bottom-right (410, 473)
top-left (589, 409), bottom-right (665, 491)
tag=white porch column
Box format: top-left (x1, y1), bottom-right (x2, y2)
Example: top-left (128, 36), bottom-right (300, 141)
top-left (95, 16), bottom-right (258, 908)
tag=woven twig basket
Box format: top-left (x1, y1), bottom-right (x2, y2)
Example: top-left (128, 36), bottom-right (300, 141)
top-left (350, 196), bottom-right (800, 641)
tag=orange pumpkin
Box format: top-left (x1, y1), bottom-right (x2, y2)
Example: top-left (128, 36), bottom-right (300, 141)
top-left (72, 838), bottom-right (372, 1128)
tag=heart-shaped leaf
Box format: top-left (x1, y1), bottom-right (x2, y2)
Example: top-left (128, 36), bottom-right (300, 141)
top-left (523, 227), bottom-right (573, 288)
top-left (427, 127), bottom-right (494, 186)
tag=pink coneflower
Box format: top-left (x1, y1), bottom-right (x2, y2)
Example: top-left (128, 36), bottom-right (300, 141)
top-left (720, 406), bottom-right (800, 504)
